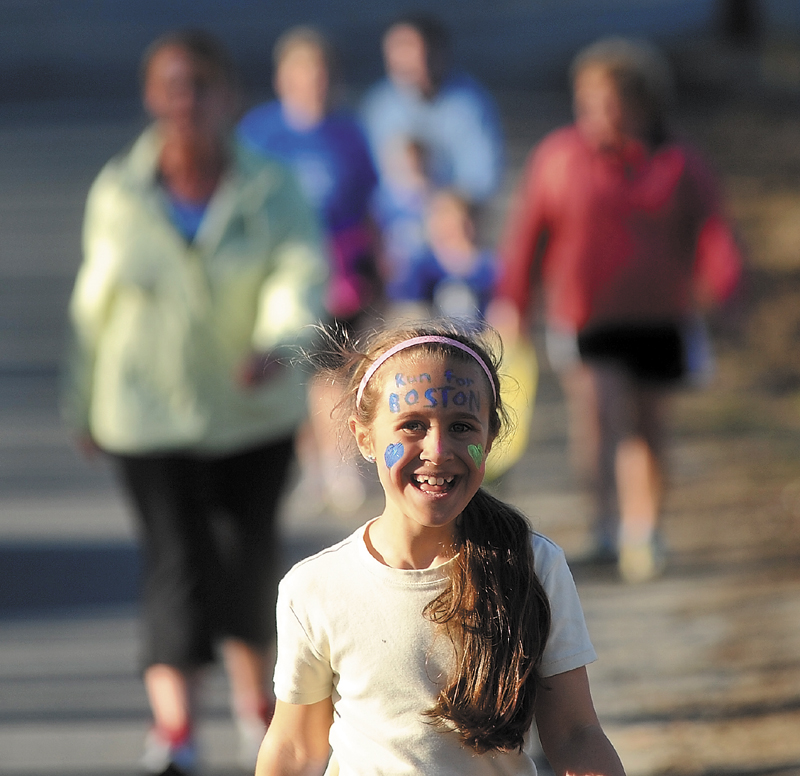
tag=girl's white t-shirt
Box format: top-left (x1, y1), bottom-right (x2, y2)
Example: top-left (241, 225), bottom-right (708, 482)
top-left (274, 522), bottom-right (597, 776)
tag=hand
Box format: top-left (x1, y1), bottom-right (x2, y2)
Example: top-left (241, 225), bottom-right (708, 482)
top-left (535, 668), bottom-right (625, 776)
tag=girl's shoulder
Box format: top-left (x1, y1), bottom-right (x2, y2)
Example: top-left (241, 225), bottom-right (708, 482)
top-left (530, 530), bottom-right (568, 577)
top-left (293, 524), bottom-right (365, 565)
top-left (281, 523), bottom-right (366, 590)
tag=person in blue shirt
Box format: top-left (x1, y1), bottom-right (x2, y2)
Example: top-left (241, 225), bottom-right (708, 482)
top-left (238, 26), bottom-right (379, 324)
top-left (238, 26), bottom-right (380, 515)
top-left (360, 13), bottom-right (504, 205)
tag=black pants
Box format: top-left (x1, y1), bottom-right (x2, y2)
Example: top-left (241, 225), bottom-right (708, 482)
top-left (112, 438), bottom-right (294, 670)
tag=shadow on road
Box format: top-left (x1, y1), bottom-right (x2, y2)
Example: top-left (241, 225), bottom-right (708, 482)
top-left (0, 534), bottom-right (343, 617)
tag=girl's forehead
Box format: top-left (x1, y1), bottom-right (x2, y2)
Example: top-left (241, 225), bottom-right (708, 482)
top-left (373, 352), bottom-right (492, 404)
top-left (379, 352), bottom-right (478, 380)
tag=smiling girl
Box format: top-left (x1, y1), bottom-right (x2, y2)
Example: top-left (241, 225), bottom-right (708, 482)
top-left (256, 321), bottom-right (625, 776)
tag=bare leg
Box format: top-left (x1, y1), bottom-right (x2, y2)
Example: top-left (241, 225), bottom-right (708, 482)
top-left (142, 664), bottom-right (199, 772)
top-left (144, 664), bottom-right (197, 736)
top-left (615, 435), bottom-right (661, 541)
top-left (616, 386), bottom-right (669, 582)
top-left (560, 363), bottom-right (618, 555)
top-left (583, 362), bottom-right (636, 557)
top-left (560, 363), bottom-right (600, 487)
top-left (223, 638), bottom-right (274, 722)
top-left (223, 638), bottom-right (276, 768)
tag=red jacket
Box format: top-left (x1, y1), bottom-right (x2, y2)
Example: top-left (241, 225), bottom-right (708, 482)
top-left (496, 126), bottom-right (742, 332)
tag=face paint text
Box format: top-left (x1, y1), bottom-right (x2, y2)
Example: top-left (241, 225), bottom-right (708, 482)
top-left (389, 370), bottom-right (481, 414)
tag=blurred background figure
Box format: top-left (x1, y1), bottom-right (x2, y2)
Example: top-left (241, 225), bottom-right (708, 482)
top-left (60, 29), bottom-right (327, 776)
top-left (370, 135), bottom-right (433, 316)
top-left (391, 187), bottom-right (497, 323)
top-left (238, 26), bottom-right (380, 515)
top-left (491, 37), bottom-right (743, 583)
top-left (361, 13), bottom-right (504, 325)
top-left (360, 12), bottom-right (504, 212)
top-left (238, 25), bottom-right (379, 325)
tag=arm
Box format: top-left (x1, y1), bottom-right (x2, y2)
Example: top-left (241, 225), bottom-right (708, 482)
top-left (255, 698), bottom-right (333, 776)
top-left (488, 145), bottom-right (551, 341)
top-left (245, 163), bottom-right (329, 385)
top-left (693, 213), bottom-right (743, 310)
top-left (535, 667), bottom-right (625, 776)
top-left (685, 148), bottom-right (743, 309)
top-left (446, 84), bottom-right (504, 202)
top-left (60, 167), bottom-right (121, 442)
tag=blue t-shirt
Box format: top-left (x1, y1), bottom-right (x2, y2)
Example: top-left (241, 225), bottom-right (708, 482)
top-left (360, 72), bottom-right (504, 203)
top-left (165, 193), bottom-right (208, 243)
top-left (392, 248), bottom-right (497, 319)
top-left (237, 101), bottom-right (377, 234)
top-left (370, 183), bottom-right (429, 299)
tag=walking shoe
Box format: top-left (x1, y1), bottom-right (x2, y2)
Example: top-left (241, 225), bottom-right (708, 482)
top-left (141, 726), bottom-right (197, 775)
top-left (618, 534), bottom-right (666, 583)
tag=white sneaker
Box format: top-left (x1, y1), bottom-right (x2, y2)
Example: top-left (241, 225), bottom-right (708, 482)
top-left (618, 535), bottom-right (666, 583)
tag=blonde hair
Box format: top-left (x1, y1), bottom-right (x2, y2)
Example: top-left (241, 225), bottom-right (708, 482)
top-left (272, 25), bottom-right (336, 75)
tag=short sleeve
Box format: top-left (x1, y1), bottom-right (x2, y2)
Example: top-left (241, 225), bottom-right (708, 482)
top-left (533, 533), bottom-right (597, 678)
top-left (273, 574), bottom-right (335, 705)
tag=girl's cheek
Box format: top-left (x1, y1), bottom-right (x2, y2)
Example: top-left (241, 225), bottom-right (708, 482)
top-left (383, 442), bottom-right (405, 469)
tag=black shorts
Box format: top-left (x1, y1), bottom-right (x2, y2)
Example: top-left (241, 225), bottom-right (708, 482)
top-left (577, 322), bottom-right (686, 385)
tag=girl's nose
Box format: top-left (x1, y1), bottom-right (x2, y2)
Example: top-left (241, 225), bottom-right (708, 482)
top-left (420, 428), bottom-right (453, 464)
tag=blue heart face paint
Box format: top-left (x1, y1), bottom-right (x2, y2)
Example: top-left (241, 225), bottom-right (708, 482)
top-left (468, 444), bottom-right (484, 468)
top-left (384, 442), bottom-right (404, 469)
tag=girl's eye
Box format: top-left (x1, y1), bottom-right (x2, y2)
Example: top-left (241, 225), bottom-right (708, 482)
top-left (451, 422), bottom-right (473, 433)
top-left (402, 420), bottom-right (425, 432)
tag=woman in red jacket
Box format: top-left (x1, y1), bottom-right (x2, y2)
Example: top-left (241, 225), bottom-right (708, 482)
top-left (492, 37), bottom-right (742, 582)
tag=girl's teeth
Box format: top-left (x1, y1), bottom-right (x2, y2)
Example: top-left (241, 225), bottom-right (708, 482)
top-left (416, 475), bottom-right (454, 485)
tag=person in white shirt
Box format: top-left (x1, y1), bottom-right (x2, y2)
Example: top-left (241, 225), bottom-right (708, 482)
top-left (255, 320), bottom-right (626, 776)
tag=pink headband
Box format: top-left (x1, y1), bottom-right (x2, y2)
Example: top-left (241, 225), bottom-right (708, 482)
top-left (355, 335), bottom-right (497, 409)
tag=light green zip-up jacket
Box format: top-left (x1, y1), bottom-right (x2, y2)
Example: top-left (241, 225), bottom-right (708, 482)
top-left (62, 125), bottom-right (328, 455)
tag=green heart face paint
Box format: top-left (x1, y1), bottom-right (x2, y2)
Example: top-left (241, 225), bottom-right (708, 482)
top-left (468, 444), bottom-right (484, 468)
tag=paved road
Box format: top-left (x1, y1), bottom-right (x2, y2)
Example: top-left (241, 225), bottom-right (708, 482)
top-left (2, 53), bottom-right (800, 775)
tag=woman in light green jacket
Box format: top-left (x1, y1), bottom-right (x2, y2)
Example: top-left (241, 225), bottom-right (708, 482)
top-left (62, 30), bottom-right (328, 776)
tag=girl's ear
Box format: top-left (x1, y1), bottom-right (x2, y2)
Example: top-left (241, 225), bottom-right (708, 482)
top-left (349, 416), bottom-right (373, 460)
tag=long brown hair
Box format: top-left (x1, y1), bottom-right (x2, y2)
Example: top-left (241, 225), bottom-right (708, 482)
top-left (424, 488), bottom-right (550, 753)
top-left (313, 319), bottom-right (552, 753)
